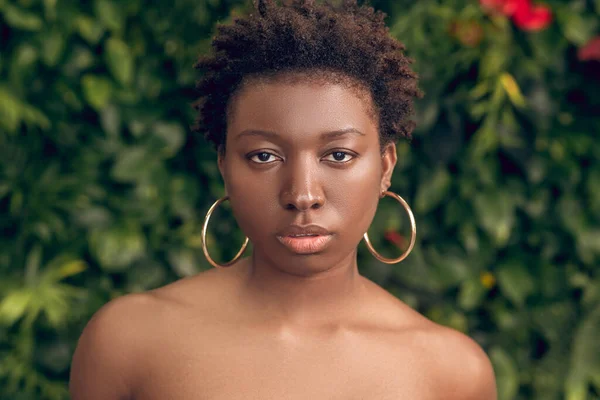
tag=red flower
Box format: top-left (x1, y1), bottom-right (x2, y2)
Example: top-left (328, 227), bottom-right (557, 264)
top-left (384, 229), bottom-right (406, 249)
top-left (512, 3), bottom-right (553, 31)
top-left (578, 36), bottom-right (600, 62)
top-left (479, 0), bottom-right (553, 31)
top-left (479, 0), bottom-right (525, 17)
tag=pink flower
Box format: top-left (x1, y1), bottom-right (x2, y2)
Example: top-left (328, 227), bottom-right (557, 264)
top-left (578, 36), bottom-right (600, 61)
top-left (512, 3), bottom-right (553, 31)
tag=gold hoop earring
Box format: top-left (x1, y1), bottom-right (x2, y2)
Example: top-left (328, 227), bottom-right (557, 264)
top-left (363, 190), bottom-right (416, 264)
top-left (201, 195), bottom-right (249, 268)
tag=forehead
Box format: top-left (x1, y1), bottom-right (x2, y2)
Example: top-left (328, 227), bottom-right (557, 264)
top-left (226, 74), bottom-right (378, 142)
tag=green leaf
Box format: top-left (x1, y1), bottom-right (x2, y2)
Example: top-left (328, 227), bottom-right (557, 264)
top-left (0, 87), bottom-right (21, 132)
top-left (88, 224), bottom-right (147, 272)
top-left (24, 245), bottom-right (42, 286)
top-left (152, 121), bottom-right (185, 156)
top-left (10, 44), bottom-right (38, 80)
top-left (39, 255), bottom-right (88, 283)
top-left (20, 102), bottom-right (50, 130)
top-left (576, 229), bottom-right (600, 265)
top-left (75, 15), bottom-right (105, 44)
top-left (0, 290), bottom-right (33, 326)
top-left (94, 0), bottom-right (124, 32)
top-left (56, 260), bottom-right (87, 279)
top-left (430, 252), bottom-right (471, 289)
top-left (111, 146), bottom-right (155, 182)
top-left (566, 305), bottom-right (600, 400)
top-left (458, 277), bottom-right (487, 311)
top-left (41, 30), bottom-right (65, 67)
top-left (480, 45), bottom-right (508, 79)
top-left (36, 283), bottom-right (69, 327)
top-left (100, 103), bottom-right (121, 136)
top-left (531, 301), bottom-right (576, 344)
top-left (105, 38), bottom-right (134, 86)
top-left (490, 347), bottom-right (519, 400)
top-left (35, 338), bottom-right (71, 374)
top-left (558, 10), bottom-right (598, 46)
top-left (62, 46), bottom-right (95, 76)
top-left (81, 74), bottom-right (113, 110)
top-left (470, 121), bottom-right (499, 157)
top-left (126, 259), bottom-right (166, 291)
top-left (496, 259), bottom-right (535, 307)
top-left (414, 168), bottom-right (451, 213)
top-left (42, 0), bottom-right (57, 20)
top-left (3, 4), bottom-right (43, 31)
top-left (167, 248), bottom-right (200, 277)
top-left (469, 80), bottom-right (491, 101)
top-left (473, 191), bottom-right (515, 247)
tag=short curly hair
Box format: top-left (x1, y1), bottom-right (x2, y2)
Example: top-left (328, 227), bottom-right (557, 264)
top-left (192, 0), bottom-right (423, 156)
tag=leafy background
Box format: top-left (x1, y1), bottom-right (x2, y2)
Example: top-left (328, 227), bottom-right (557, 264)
top-left (0, 0), bottom-right (599, 399)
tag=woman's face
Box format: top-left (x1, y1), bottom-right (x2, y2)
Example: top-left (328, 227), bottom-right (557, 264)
top-left (218, 76), bottom-right (397, 276)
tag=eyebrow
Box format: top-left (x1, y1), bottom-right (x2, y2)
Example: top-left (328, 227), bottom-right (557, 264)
top-left (234, 127), bottom-right (366, 141)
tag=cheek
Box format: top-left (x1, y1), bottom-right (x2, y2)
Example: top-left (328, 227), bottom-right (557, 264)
top-left (327, 159), bottom-right (381, 238)
top-left (225, 168), bottom-right (279, 241)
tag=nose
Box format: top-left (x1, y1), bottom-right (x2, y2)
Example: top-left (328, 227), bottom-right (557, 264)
top-left (279, 156), bottom-right (325, 212)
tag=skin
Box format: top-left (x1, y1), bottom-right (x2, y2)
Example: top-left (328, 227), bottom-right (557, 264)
top-left (69, 75), bottom-right (497, 400)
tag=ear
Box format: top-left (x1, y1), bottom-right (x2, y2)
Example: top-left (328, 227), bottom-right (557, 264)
top-left (380, 142), bottom-right (397, 197)
top-left (217, 151), bottom-right (225, 179)
top-left (217, 151), bottom-right (227, 195)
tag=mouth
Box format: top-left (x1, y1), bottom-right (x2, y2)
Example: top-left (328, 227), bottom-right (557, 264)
top-left (276, 234), bottom-right (333, 254)
top-left (276, 224), bottom-right (334, 254)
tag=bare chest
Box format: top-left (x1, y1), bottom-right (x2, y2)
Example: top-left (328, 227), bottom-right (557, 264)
top-left (132, 325), bottom-right (438, 400)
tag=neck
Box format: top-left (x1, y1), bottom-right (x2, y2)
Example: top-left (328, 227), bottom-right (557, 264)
top-left (238, 249), bottom-right (367, 328)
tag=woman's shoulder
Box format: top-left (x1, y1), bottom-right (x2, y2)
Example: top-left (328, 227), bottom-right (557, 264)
top-left (70, 270), bottom-right (225, 399)
top-left (69, 290), bottom-right (160, 399)
top-left (399, 314), bottom-right (496, 398)
top-left (408, 324), bottom-right (497, 399)
top-left (363, 280), bottom-right (497, 399)
top-left (71, 275), bottom-right (212, 355)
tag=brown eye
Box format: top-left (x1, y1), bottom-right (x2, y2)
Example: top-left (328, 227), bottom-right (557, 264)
top-left (324, 151), bottom-right (355, 163)
top-left (248, 151), bottom-right (278, 164)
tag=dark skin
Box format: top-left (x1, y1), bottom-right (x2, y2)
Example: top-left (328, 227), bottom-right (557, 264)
top-left (70, 75), bottom-right (497, 400)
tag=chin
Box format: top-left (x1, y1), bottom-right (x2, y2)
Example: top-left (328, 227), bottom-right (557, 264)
top-left (278, 256), bottom-right (338, 277)
top-left (266, 245), bottom-right (354, 278)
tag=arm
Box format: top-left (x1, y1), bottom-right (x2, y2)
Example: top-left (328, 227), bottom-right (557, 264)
top-left (69, 294), bottom-right (151, 400)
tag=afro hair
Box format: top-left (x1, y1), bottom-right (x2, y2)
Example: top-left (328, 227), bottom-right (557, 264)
top-left (192, 0), bottom-right (423, 156)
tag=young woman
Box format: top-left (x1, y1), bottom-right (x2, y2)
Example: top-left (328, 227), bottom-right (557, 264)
top-left (70, 1), bottom-right (497, 399)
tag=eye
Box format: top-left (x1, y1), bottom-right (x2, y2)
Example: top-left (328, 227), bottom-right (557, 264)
top-left (248, 151), bottom-right (280, 164)
top-left (247, 150), bottom-right (357, 165)
top-left (323, 150), bottom-right (356, 163)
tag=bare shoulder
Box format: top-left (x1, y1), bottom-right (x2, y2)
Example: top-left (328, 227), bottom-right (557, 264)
top-left (388, 305), bottom-right (497, 400)
top-left (413, 324), bottom-right (497, 400)
top-left (363, 281), bottom-right (497, 400)
top-left (69, 291), bottom-right (164, 400)
top-left (69, 269), bottom-right (229, 398)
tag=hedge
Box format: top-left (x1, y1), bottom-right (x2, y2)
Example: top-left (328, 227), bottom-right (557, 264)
top-left (0, 0), bottom-right (599, 399)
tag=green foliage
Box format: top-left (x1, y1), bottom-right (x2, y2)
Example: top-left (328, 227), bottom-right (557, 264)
top-left (0, 0), bottom-right (599, 398)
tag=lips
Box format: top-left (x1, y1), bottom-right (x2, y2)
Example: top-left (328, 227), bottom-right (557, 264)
top-left (276, 224), bottom-right (333, 254)
top-left (277, 224), bottom-right (331, 237)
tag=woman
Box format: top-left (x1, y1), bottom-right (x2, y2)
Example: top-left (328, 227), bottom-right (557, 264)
top-left (70, 0), bottom-right (497, 399)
